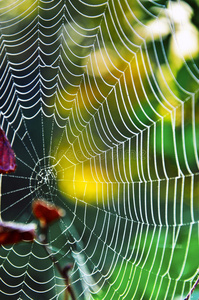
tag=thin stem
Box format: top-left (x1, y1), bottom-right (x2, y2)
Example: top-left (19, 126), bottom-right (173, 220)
top-left (39, 226), bottom-right (76, 300)
top-left (184, 275), bottom-right (199, 300)
top-left (62, 265), bottom-right (76, 300)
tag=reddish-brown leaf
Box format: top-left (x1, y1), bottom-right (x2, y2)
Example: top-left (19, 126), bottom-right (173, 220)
top-left (0, 128), bottom-right (17, 174)
top-left (0, 221), bottom-right (36, 246)
top-left (32, 199), bottom-right (65, 227)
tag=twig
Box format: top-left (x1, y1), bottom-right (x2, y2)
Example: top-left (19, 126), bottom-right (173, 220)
top-left (184, 275), bottom-right (199, 300)
top-left (39, 227), bottom-right (76, 300)
top-left (62, 265), bottom-right (76, 300)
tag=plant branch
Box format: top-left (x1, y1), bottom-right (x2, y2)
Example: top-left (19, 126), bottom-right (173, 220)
top-left (184, 275), bottom-right (199, 300)
top-left (39, 227), bottom-right (76, 300)
top-left (62, 265), bottom-right (76, 300)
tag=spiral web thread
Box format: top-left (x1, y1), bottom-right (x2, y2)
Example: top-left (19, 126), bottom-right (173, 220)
top-left (0, 0), bottom-right (199, 299)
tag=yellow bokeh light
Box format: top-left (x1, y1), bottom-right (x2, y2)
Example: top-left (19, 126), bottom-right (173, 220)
top-left (57, 160), bottom-right (104, 204)
top-left (0, 0), bottom-right (37, 19)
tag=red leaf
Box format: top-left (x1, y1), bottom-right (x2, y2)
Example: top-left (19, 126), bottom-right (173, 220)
top-left (0, 128), bottom-right (17, 174)
top-left (32, 199), bottom-right (65, 227)
top-left (0, 221), bottom-right (36, 246)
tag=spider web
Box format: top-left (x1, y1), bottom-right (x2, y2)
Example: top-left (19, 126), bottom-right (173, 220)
top-left (0, 0), bottom-right (199, 299)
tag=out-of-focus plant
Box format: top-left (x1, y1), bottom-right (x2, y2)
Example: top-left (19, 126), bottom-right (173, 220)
top-left (32, 198), bottom-right (76, 300)
top-left (0, 221), bottom-right (36, 246)
top-left (0, 129), bottom-right (76, 299)
top-left (0, 128), bottom-right (17, 174)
